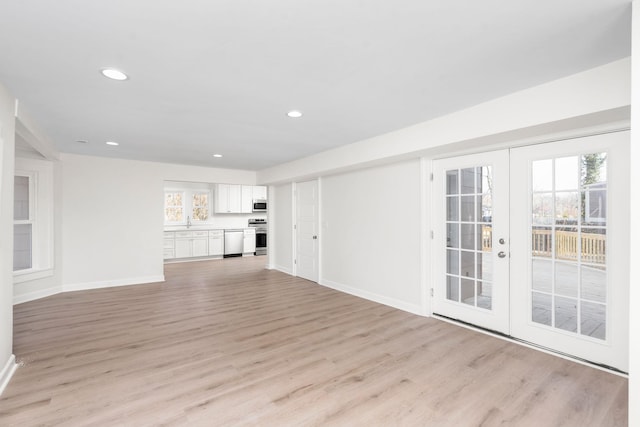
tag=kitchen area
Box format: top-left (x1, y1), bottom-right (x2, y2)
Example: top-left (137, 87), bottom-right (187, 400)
top-left (163, 181), bottom-right (267, 262)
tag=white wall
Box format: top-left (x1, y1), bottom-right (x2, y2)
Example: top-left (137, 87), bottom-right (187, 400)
top-left (270, 183), bottom-right (293, 274)
top-left (61, 153), bottom-right (257, 291)
top-left (629, 2), bottom-right (639, 425)
top-left (0, 82), bottom-right (16, 393)
top-left (320, 160), bottom-right (423, 314)
top-left (258, 58), bottom-right (630, 185)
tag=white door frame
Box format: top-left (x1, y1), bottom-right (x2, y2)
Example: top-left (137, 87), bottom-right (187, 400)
top-left (294, 179), bottom-right (320, 282)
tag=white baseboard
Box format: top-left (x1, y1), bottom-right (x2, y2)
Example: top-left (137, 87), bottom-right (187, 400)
top-left (14, 286), bottom-right (62, 305)
top-left (63, 275), bottom-right (165, 292)
top-left (273, 264), bottom-right (293, 275)
top-left (0, 354), bottom-right (17, 396)
top-left (320, 279), bottom-right (424, 316)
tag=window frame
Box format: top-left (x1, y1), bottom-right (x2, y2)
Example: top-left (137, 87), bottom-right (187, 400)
top-left (164, 190), bottom-right (186, 225)
top-left (13, 157), bottom-right (54, 283)
top-left (191, 191), bottom-right (210, 222)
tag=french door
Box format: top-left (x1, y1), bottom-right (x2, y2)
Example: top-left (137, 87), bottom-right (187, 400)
top-left (432, 131), bottom-right (629, 371)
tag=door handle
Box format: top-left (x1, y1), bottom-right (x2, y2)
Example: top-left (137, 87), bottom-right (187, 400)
top-left (498, 251), bottom-right (507, 258)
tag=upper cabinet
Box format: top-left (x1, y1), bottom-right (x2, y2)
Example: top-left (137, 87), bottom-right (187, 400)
top-left (253, 185), bottom-right (267, 201)
top-left (215, 184), bottom-right (241, 213)
top-left (215, 184), bottom-right (267, 214)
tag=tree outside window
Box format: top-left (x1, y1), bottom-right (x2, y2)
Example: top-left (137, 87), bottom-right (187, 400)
top-left (164, 192), bottom-right (184, 223)
top-left (192, 192), bottom-right (209, 221)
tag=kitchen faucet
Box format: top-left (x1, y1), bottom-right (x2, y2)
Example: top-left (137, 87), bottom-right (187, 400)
top-left (186, 216), bottom-right (191, 228)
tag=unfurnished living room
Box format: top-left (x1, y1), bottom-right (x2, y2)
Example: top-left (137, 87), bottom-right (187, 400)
top-left (0, 1), bottom-right (639, 426)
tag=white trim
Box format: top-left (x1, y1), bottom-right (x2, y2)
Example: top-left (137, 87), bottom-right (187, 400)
top-left (320, 279), bottom-right (423, 316)
top-left (0, 354), bottom-right (18, 396)
top-left (273, 264), bottom-right (293, 275)
top-left (14, 286), bottom-right (61, 305)
top-left (13, 268), bottom-right (54, 284)
top-left (433, 314), bottom-right (627, 377)
top-left (63, 275), bottom-right (165, 292)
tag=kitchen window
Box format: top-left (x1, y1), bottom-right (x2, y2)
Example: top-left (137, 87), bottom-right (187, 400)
top-left (192, 192), bottom-right (209, 221)
top-left (164, 191), bottom-right (185, 223)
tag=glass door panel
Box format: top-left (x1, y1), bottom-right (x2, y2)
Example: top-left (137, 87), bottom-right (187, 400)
top-left (433, 150), bottom-right (509, 334)
top-left (510, 131), bottom-right (629, 372)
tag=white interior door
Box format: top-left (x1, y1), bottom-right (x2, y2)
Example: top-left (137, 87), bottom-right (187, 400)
top-left (432, 150), bottom-right (510, 334)
top-left (296, 180), bottom-right (319, 282)
top-left (510, 132), bottom-right (629, 371)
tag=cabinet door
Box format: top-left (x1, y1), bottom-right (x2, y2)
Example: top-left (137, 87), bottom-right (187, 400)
top-left (209, 236), bottom-right (224, 256)
top-left (241, 185), bottom-right (253, 213)
top-left (228, 184), bottom-right (241, 213)
top-left (243, 233), bottom-right (256, 253)
top-left (192, 238), bottom-right (208, 257)
top-left (175, 239), bottom-right (191, 258)
top-left (253, 185), bottom-right (267, 200)
top-left (215, 184), bottom-right (230, 213)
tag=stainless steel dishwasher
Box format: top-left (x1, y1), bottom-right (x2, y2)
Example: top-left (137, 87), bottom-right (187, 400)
top-left (224, 229), bottom-right (244, 257)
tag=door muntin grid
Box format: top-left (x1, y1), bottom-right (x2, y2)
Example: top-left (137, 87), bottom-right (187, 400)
top-left (530, 153), bottom-right (607, 340)
top-left (445, 166), bottom-right (493, 310)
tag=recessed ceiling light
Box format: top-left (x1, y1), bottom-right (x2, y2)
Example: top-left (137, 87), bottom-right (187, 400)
top-left (106, 141), bottom-right (119, 146)
top-left (213, 154), bottom-right (223, 158)
top-left (287, 110), bottom-right (303, 118)
top-left (101, 68), bottom-right (128, 81)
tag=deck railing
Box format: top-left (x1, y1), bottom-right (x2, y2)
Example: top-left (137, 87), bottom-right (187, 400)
top-left (481, 226), bottom-right (605, 265)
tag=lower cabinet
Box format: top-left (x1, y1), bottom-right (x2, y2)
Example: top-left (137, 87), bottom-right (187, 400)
top-left (173, 230), bottom-right (209, 259)
top-left (209, 230), bottom-right (224, 256)
top-left (165, 228), bottom-right (254, 261)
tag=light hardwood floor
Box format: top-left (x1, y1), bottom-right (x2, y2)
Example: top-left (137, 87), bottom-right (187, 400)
top-left (1, 257), bottom-right (628, 426)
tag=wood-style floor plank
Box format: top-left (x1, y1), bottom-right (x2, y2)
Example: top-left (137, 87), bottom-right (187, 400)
top-left (0, 256), bottom-right (628, 426)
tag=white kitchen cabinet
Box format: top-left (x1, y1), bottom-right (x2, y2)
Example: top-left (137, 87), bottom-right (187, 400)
top-left (241, 185), bottom-right (253, 213)
top-left (215, 184), bottom-right (242, 213)
top-left (208, 230), bottom-right (224, 256)
top-left (243, 228), bottom-right (256, 255)
top-left (174, 237), bottom-right (191, 258)
top-left (174, 230), bottom-right (208, 258)
top-left (163, 232), bottom-right (175, 259)
top-left (253, 185), bottom-right (267, 200)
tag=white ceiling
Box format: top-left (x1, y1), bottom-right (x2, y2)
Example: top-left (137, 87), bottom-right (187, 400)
top-left (0, 1), bottom-right (631, 170)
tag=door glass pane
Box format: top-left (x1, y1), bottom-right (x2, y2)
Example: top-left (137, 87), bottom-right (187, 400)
top-left (555, 156), bottom-right (579, 191)
top-left (461, 279), bottom-right (475, 306)
top-left (446, 170), bottom-right (459, 195)
top-left (555, 296), bottom-right (578, 333)
top-left (446, 223), bottom-right (459, 248)
top-left (461, 168), bottom-right (475, 194)
top-left (529, 152), bottom-right (607, 340)
top-left (444, 165), bottom-right (493, 311)
top-left (532, 258), bottom-right (552, 293)
top-left (581, 301), bottom-right (606, 340)
top-left (460, 224), bottom-right (475, 250)
top-left (532, 292), bottom-right (552, 326)
top-left (532, 160), bottom-right (552, 191)
top-left (447, 249), bottom-right (459, 275)
top-left (447, 197), bottom-right (459, 221)
top-left (447, 276), bottom-right (459, 301)
top-left (460, 251), bottom-right (475, 279)
top-left (460, 196), bottom-right (475, 222)
top-left (581, 264), bottom-right (606, 303)
top-left (555, 262), bottom-right (578, 297)
top-left (477, 281), bottom-right (492, 310)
